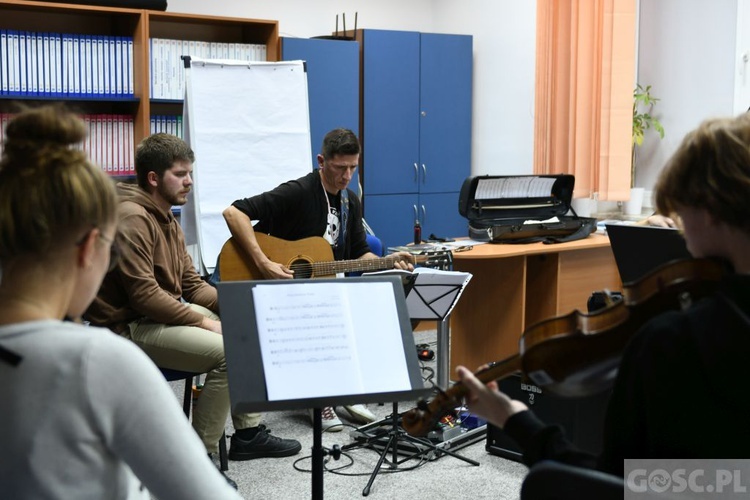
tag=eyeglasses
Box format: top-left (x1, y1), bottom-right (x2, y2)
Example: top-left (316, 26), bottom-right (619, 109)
top-left (77, 229), bottom-right (121, 273)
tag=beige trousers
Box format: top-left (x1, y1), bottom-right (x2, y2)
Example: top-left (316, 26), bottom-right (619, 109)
top-left (127, 304), bottom-right (260, 453)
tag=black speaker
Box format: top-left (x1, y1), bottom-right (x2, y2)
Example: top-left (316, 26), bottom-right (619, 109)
top-left (486, 374), bottom-right (611, 462)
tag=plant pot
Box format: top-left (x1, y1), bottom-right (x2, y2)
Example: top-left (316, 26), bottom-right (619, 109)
top-left (623, 187), bottom-right (645, 216)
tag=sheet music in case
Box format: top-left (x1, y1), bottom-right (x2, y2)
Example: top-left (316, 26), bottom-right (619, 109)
top-left (458, 174), bottom-right (596, 244)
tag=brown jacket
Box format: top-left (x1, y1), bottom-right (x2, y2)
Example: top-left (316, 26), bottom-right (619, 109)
top-left (85, 183), bottom-right (217, 334)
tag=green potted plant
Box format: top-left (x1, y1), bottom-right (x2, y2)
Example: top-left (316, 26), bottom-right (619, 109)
top-left (626, 83), bottom-right (665, 215)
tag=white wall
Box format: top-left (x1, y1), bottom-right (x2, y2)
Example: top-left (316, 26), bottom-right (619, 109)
top-left (734, 0), bottom-right (750, 114)
top-left (433, 1), bottom-right (537, 176)
top-left (167, 0), bottom-right (435, 37)
top-left (167, 0), bottom-right (538, 177)
top-left (636, 0), bottom-right (737, 203)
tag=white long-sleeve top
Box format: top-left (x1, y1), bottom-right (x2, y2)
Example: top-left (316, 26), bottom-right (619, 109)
top-left (0, 320), bottom-right (242, 500)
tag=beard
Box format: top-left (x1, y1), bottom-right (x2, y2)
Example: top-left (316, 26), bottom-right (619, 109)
top-left (157, 183), bottom-right (189, 207)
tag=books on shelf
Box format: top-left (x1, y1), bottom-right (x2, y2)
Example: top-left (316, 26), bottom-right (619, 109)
top-left (149, 38), bottom-right (268, 100)
top-left (80, 114), bottom-right (135, 175)
top-left (0, 30), bottom-right (134, 99)
top-left (0, 113), bottom-right (134, 176)
top-left (150, 114), bottom-right (184, 138)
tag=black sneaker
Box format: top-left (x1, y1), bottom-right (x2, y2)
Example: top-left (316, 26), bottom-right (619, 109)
top-left (228, 425), bottom-right (302, 460)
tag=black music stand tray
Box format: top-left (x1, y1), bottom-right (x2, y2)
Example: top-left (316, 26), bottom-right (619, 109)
top-left (353, 268), bottom-right (476, 496)
top-left (217, 276), bottom-right (430, 500)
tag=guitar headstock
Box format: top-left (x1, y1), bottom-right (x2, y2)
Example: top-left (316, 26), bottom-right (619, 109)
top-left (386, 244), bottom-right (454, 270)
top-left (416, 250), bottom-right (453, 270)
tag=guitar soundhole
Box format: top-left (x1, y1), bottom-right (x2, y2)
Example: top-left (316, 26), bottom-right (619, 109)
top-left (289, 259), bottom-right (314, 279)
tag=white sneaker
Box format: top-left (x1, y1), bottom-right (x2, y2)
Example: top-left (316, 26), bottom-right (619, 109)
top-left (309, 407), bottom-right (343, 432)
top-left (342, 404), bottom-right (377, 424)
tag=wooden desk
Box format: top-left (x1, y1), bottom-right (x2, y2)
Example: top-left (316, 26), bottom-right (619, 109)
top-left (448, 233), bottom-right (622, 376)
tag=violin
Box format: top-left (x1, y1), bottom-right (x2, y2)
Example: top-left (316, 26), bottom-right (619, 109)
top-left (401, 257), bottom-right (728, 437)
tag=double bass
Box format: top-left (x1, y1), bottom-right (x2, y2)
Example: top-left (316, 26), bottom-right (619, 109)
top-left (402, 258), bottom-right (728, 437)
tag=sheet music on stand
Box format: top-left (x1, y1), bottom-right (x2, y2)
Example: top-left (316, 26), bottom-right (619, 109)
top-left (252, 280), bottom-right (413, 401)
top-left (363, 267), bottom-right (472, 320)
top-left (217, 276), bottom-right (428, 500)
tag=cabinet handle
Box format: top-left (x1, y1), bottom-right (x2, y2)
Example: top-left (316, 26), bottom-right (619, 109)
top-left (413, 204), bottom-right (418, 220)
top-left (413, 163), bottom-right (419, 182)
top-left (421, 163), bottom-right (427, 184)
top-left (421, 204), bottom-right (426, 224)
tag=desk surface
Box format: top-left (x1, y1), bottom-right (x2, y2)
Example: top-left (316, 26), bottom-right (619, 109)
top-left (452, 233), bottom-right (612, 260)
top-left (448, 233), bottom-right (620, 377)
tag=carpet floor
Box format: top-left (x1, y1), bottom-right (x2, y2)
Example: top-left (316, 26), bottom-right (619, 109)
top-left (170, 329), bottom-right (528, 499)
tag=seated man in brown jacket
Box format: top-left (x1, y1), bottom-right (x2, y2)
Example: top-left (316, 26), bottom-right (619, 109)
top-left (86, 133), bottom-right (301, 462)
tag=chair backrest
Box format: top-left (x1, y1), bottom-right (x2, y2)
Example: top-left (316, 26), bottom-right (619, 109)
top-left (366, 233), bottom-right (384, 257)
top-left (521, 461), bottom-right (623, 500)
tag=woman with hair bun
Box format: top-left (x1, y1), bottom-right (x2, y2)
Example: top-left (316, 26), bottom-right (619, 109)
top-left (0, 105), bottom-right (242, 499)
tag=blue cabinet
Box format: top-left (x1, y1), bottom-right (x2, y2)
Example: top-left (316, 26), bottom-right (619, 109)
top-left (366, 192), bottom-right (465, 248)
top-left (280, 37), bottom-right (359, 170)
top-left (359, 30), bottom-right (472, 249)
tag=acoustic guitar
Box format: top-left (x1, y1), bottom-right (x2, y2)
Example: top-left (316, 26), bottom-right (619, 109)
top-left (219, 233), bottom-right (450, 281)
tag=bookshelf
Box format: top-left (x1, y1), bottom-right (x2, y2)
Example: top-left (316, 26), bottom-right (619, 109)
top-left (0, 0), bottom-right (279, 174)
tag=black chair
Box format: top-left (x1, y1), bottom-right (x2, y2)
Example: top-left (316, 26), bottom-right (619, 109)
top-left (521, 461), bottom-right (623, 500)
top-left (160, 368), bottom-right (229, 471)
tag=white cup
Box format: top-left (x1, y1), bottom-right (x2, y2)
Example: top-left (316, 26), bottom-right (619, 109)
top-left (570, 197), bottom-right (595, 218)
top-left (623, 187), bottom-right (645, 216)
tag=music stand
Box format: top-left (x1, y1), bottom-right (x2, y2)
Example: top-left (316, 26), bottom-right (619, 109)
top-left (217, 276), bottom-right (430, 500)
top-left (353, 267), bottom-right (475, 496)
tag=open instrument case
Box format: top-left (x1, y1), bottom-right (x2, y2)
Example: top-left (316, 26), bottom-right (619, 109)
top-left (458, 175), bottom-right (596, 244)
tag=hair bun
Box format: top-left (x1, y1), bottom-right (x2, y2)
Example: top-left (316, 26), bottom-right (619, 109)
top-left (1, 105), bottom-right (86, 172)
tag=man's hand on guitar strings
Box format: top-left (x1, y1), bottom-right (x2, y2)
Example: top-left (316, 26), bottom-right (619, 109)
top-left (261, 259), bottom-right (295, 280)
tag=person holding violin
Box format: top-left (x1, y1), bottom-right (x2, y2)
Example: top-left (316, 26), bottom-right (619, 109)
top-left (457, 112), bottom-right (750, 479)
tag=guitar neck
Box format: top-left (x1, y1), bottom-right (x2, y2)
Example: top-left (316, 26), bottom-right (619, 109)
top-left (310, 255), bottom-right (412, 276)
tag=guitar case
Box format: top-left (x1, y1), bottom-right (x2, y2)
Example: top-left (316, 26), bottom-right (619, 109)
top-left (458, 174), bottom-right (596, 244)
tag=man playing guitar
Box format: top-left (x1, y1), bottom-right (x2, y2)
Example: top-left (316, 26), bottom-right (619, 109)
top-left (222, 128), bottom-right (413, 431)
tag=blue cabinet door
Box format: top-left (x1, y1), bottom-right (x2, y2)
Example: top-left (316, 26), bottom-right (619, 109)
top-left (281, 37), bottom-right (359, 171)
top-left (361, 30), bottom-right (472, 249)
top-left (418, 192), bottom-right (467, 240)
top-left (363, 193), bottom-right (419, 251)
top-left (419, 33), bottom-right (473, 195)
top-left (365, 192), bottom-right (467, 250)
top-left (361, 30), bottom-right (420, 196)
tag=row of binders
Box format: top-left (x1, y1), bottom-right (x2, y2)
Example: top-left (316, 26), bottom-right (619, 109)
top-left (150, 115), bottom-right (184, 139)
top-left (0, 32), bottom-right (269, 100)
top-left (0, 113), bottom-right (135, 176)
top-left (150, 38), bottom-right (268, 100)
top-left (0, 30), bottom-right (134, 98)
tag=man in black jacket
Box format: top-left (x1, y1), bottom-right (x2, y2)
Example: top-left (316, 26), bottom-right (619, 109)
top-left (223, 128), bottom-right (413, 431)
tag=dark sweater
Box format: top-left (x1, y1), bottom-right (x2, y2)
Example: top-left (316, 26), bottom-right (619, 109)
top-left (231, 171), bottom-right (370, 260)
top-left (504, 274), bottom-right (750, 476)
